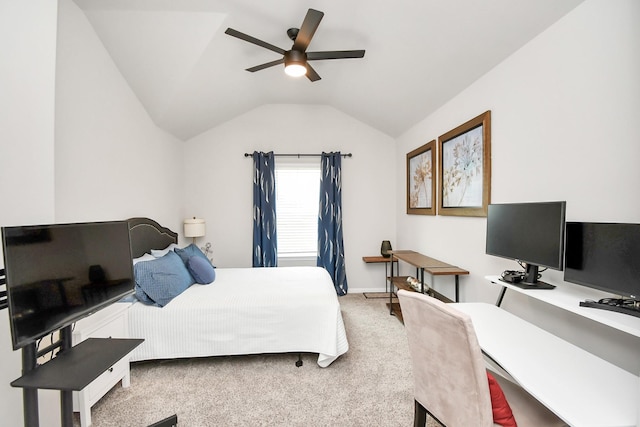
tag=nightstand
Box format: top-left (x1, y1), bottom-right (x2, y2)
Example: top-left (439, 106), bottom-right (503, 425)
top-left (72, 301), bottom-right (134, 427)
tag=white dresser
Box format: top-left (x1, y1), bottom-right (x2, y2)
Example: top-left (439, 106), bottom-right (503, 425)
top-left (72, 302), bottom-right (133, 427)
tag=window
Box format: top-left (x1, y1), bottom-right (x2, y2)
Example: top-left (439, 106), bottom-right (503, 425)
top-left (275, 160), bottom-right (320, 264)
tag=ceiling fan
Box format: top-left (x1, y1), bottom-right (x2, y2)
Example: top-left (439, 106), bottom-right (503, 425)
top-left (225, 8), bottom-right (365, 82)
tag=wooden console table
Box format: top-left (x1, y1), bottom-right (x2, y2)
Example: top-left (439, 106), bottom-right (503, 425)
top-left (362, 255), bottom-right (398, 292)
top-left (388, 250), bottom-right (468, 321)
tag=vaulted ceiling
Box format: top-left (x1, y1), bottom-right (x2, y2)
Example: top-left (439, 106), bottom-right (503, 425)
top-left (73, 0), bottom-right (584, 141)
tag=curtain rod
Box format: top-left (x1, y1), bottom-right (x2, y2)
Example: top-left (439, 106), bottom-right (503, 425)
top-left (244, 152), bottom-right (352, 158)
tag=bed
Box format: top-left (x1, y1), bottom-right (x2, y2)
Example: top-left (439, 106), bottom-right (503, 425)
top-left (125, 217), bottom-right (349, 367)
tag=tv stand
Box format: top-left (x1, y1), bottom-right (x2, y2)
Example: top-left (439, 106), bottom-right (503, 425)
top-left (11, 326), bottom-right (143, 427)
top-left (580, 299), bottom-right (640, 318)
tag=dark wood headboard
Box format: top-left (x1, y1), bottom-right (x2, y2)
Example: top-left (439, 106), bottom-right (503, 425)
top-left (127, 217), bottom-right (178, 258)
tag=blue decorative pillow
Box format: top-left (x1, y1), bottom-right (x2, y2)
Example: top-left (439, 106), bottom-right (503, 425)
top-left (187, 256), bottom-right (216, 284)
top-left (133, 251), bottom-right (195, 307)
top-left (175, 243), bottom-right (215, 268)
top-left (134, 282), bottom-right (155, 305)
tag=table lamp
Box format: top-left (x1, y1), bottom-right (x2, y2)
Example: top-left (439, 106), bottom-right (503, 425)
top-left (184, 217), bottom-right (205, 243)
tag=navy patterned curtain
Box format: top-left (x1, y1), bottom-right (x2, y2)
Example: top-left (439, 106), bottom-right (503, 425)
top-left (252, 151), bottom-right (278, 267)
top-left (317, 152), bottom-right (348, 295)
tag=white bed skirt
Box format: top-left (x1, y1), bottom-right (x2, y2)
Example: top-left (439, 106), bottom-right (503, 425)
top-left (128, 266), bottom-right (349, 367)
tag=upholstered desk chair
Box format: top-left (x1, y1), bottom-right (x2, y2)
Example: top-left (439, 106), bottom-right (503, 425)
top-left (397, 290), bottom-right (565, 427)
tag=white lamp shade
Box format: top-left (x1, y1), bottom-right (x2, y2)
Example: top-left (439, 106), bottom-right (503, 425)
top-left (184, 218), bottom-right (206, 238)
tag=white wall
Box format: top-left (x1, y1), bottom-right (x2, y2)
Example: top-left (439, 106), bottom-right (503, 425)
top-left (54, 0), bottom-right (185, 233)
top-left (0, 0), bottom-right (190, 423)
top-left (183, 104), bottom-right (396, 292)
top-left (396, 0), bottom-right (640, 373)
top-left (0, 1), bottom-right (59, 425)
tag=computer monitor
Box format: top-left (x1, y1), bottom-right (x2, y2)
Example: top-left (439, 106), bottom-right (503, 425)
top-left (565, 222), bottom-right (640, 317)
top-left (486, 201), bottom-right (566, 289)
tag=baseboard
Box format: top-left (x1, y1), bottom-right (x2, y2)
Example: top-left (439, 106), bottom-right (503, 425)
top-left (347, 288), bottom-right (388, 294)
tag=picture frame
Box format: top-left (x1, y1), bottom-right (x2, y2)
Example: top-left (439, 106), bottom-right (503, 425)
top-left (406, 140), bottom-right (436, 215)
top-left (438, 111), bottom-right (491, 217)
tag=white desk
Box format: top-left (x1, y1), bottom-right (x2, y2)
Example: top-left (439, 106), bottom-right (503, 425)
top-left (487, 275), bottom-right (640, 338)
top-left (453, 302), bottom-right (639, 427)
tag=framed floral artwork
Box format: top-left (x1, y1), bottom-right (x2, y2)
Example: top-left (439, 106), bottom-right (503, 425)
top-left (407, 140), bottom-right (436, 215)
top-left (438, 111), bottom-right (491, 217)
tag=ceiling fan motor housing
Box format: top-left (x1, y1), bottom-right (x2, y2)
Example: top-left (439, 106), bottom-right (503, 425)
top-left (285, 49), bottom-right (307, 64)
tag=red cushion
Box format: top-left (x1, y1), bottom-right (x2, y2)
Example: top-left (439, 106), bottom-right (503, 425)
top-left (487, 372), bottom-right (517, 427)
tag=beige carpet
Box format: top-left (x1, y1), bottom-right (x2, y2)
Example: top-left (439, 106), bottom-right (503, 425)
top-left (80, 294), bottom-right (440, 426)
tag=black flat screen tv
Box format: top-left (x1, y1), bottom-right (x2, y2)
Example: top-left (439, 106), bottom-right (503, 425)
top-left (565, 222), bottom-right (640, 304)
top-left (486, 201), bottom-right (566, 289)
top-left (1, 221), bottom-right (134, 350)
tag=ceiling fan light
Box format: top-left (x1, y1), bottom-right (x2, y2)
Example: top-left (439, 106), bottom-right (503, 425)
top-left (284, 50), bottom-right (307, 77)
top-left (284, 63), bottom-right (307, 77)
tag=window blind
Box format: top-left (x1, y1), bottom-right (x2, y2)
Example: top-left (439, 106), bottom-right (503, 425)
top-left (275, 161), bottom-right (320, 257)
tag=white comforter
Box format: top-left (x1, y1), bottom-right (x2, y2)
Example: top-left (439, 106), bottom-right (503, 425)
top-left (127, 266), bottom-right (349, 367)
